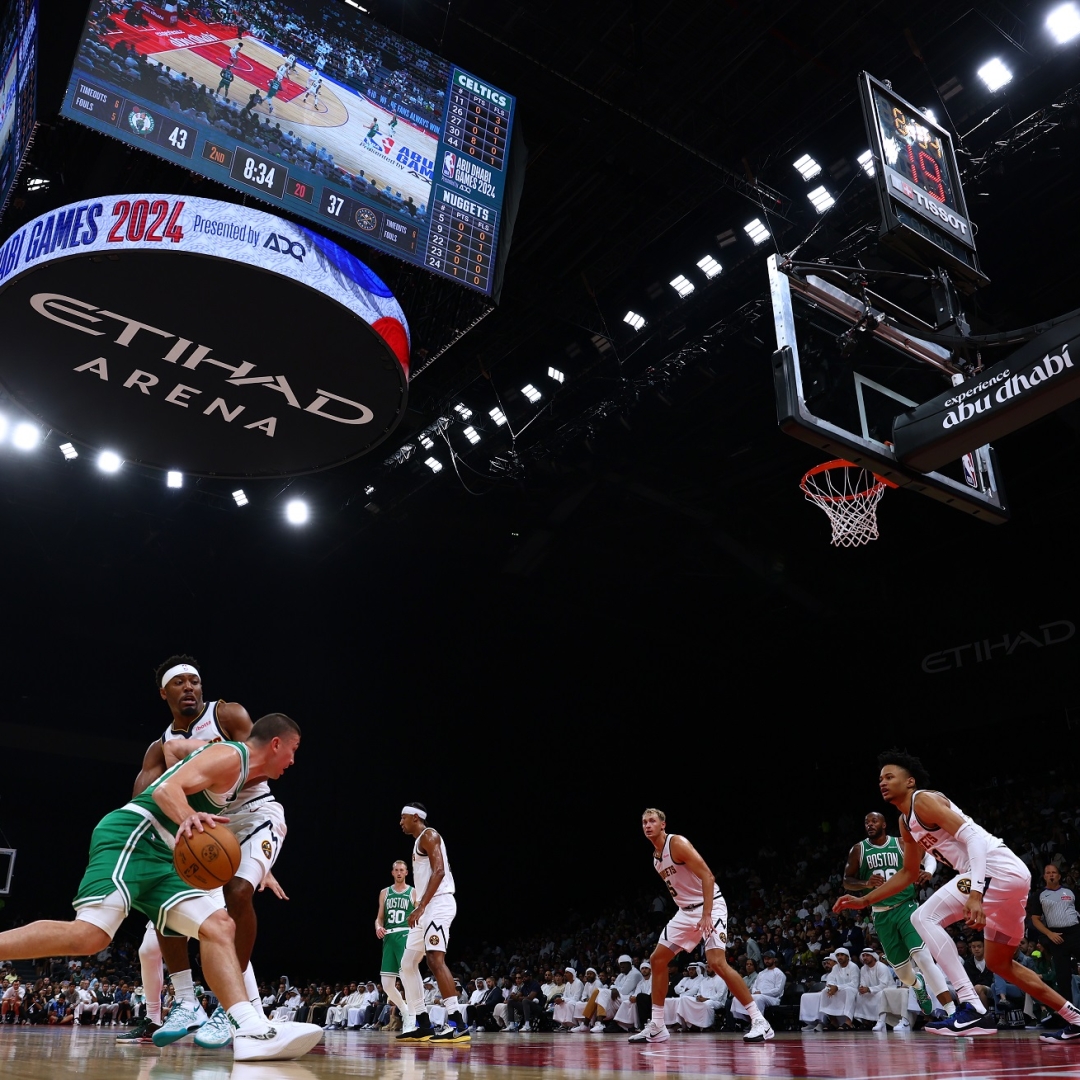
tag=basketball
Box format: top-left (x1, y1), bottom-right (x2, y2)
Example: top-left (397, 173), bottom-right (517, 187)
top-left (173, 825), bottom-right (241, 889)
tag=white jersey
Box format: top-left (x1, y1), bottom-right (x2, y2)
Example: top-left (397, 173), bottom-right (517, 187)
top-left (161, 700), bottom-right (271, 810)
top-left (902, 790), bottom-right (1005, 874)
top-left (654, 834), bottom-right (721, 911)
top-left (413, 828), bottom-right (455, 898)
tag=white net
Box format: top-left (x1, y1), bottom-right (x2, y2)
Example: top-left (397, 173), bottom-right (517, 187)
top-left (800, 460), bottom-right (888, 547)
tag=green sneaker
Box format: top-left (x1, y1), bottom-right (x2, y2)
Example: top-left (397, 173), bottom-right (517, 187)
top-left (913, 973), bottom-right (934, 1016)
top-left (194, 1005), bottom-right (234, 1049)
top-left (116, 1016), bottom-right (162, 1043)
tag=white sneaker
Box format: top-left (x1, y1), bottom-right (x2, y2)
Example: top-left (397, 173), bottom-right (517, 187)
top-left (895, 1019), bottom-right (910, 1032)
top-left (628, 1020), bottom-right (669, 1043)
top-left (570, 1023), bottom-right (590, 1033)
top-left (590, 1023), bottom-right (605, 1034)
top-left (873, 1019), bottom-right (887, 1032)
top-left (233, 1022), bottom-right (324, 1062)
top-left (194, 1006), bottom-right (234, 1049)
top-left (744, 1017), bottom-right (774, 1042)
top-left (152, 1002), bottom-right (208, 1046)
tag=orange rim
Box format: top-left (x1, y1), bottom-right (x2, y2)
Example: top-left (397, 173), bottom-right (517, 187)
top-left (800, 459), bottom-right (898, 502)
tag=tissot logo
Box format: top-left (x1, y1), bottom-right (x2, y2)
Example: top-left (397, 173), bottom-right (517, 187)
top-left (0, 195), bottom-right (411, 477)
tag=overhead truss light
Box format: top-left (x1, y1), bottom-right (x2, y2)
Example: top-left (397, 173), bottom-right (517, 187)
top-left (364, 484), bottom-right (375, 495)
top-left (696, 255), bottom-right (722, 279)
top-left (744, 218), bottom-right (770, 245)
top-left (670, 274), bottom-right (695, 298)
top-left (807, 186), bottom-right (835, 214)
top-left (1048, 3), bottom-right (1080, 43)
top-left (623, 310), bottom-right (646, 331)
top-left (424, 457), bottom-right (443, 473)
top-left (490, 407), bottom-right (507, 426)
top-left (978, 57), bottom-right (1013, 92)
top-left (166, 470), bottom-right (183, 489)
top-left (547, 366), bottom-right (565, 383)
top-left (286, 499), bottom-right (309, 525)
top-left (793, 154), bottom-right (822, 180)
top-left (59, 442), bottom-right (78, 460)
top-left (463, 425), bottom-right (481, 444)
top-left (98, 450), bottom-right (122, 473)
top-left (521, 384), bottom-right (542, 404)
top-left (12, 422), bottom-right (40, 451)
top-left (420, 435), bottom-right (435, 449)
top-left (232, 489), bottom-right (249, 506)
top-left (453, 402), bottom-right (473, 420)
top-left (857, 150), bottom-right (876, 177)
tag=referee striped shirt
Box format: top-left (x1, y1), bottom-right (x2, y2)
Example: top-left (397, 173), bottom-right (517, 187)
top-left (1039, 887), bottom-right (1080, 928)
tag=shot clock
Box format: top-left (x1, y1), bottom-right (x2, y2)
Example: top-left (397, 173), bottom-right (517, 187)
top-left (858, 72), bottom-right (988, 291)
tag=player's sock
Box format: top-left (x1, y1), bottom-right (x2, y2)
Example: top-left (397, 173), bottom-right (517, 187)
top-left (400, 951), bottom-right (425, 1020)
top-left (1059, 1002), bottom-right (1080, 1025)
top-left (381, 975), bottom-right (406, 1016)
top-left (910, 945), bottom-right (950, 1002)
top-left (745, 1001), bottom-right (764, 1023)
top-left (171, 970), bottom-right (197, 1007)
top-left (243, 963), bottom-right (260, 1008)
top-left (139, 925), bottom-right (164, 1025)
top-left (226, 1000), bottom-right (270, 1035)
top-left (650, 1004), bottom-right (664, 1025)
top-left (911, 909), bottom-right (983, 1011)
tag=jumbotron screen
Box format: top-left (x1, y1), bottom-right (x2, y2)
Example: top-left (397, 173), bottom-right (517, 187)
top-left (59, 0), bottom-right (517, 297)
top-left (0, 0), bottom-right (38, 222)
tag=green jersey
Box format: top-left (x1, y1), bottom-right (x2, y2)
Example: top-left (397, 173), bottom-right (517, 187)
top-left (382, 884), bottom-right (415, 935)
top-left (857, 834), bottom-right (916, 910)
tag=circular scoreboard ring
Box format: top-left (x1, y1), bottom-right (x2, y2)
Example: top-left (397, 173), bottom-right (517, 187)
top-left (0, 194), bottom-right (411, 478)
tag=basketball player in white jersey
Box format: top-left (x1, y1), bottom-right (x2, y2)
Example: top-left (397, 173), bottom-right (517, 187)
top-left (302, 73), bottom-right (322, 107)
top-left (396, 803), bottom-right (470, 1043)
top-left (834, 749), bottom-right (1080, 1042)
top-left (124, 655), bottom-right (288, 1050)
top-left (634, 809), bottom-right (773, 1043)
top-left (275, 62), bottom-right (289, 83)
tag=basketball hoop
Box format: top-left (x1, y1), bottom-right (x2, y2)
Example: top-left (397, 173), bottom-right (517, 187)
top-left (800, 460), bottom-right (897, 547)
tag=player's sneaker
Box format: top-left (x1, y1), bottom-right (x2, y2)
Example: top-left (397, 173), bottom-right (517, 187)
top-left (396, 1023), bottom-right (433, 1042)
top-left (744, 1016), bottom-right (775, 1042)
top-left (429, 1023), bottom-right (471, 1043)
top-left (628, 1019), bottom-right (669, 1043)
top-left (912, 973), bottom-right (934, 1016)
top-left (116, 1016), bottom-right (161, 1043)
top-left (1041, 1022), bottom-right (1080, 1042)
top-left (233, 1022), bottom-right (324, 1062)
top-left (152, 1002), bottom-right (207, 1046)
top-left (926, 1003), bottom-right (997, 1036)
top-left (194, 1006), bottom-right (234, 1049)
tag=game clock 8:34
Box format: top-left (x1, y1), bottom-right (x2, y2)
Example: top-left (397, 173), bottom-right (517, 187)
top-left (230, 150), bottom-right (288, 200)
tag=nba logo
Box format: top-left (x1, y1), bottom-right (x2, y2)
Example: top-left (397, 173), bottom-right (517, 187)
top-left (962, 452), bottom-right (978, 489)
top-left (442, 152), bottom-right (457, 179)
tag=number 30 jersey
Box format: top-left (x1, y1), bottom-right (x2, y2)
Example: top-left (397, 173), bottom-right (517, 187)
top-left (654, 834), bottom-right (722, 911)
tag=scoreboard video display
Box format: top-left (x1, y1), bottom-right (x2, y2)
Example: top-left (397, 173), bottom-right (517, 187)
top-left (59, 0), bottom-right (516, 297)
top-left (0, 0), bottom-right (38, 222)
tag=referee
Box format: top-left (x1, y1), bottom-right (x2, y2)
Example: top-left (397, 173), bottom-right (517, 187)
top-left (1030, 864), bottom-right (1080, 1000)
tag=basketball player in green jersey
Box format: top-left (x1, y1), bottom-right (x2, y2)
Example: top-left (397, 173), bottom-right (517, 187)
top-left (843, 812), bottom-right (954, 1021)
top-left (376, 861), bottom-right (414, 1029)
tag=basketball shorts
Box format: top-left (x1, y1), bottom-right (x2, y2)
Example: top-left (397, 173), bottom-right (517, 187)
top-left (73, 808), bottom-right (224, 938)
top-left (873, 901), bottom-right (924, 966)
top-left (660, 896), bottom-right (730, 954)
top-left (919, 845), bottom-right (1031, 946)
top-left (227, 795), bottom-right (287, 890)
top-left (406, 893), bottom-right (456, 954)
top-left (381, 930), bottom-right (408, 975)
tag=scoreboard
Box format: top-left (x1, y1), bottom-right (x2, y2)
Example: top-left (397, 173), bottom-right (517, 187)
top-left (59, 0), bottom-right (516, 297)
top-left (858, 71), bottom-right (988, 291)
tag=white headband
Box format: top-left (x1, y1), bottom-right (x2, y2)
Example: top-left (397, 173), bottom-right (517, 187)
top-left (161, 664), bottom-right (199, 688)
top-left (401, 805), bottom-right (427, 820)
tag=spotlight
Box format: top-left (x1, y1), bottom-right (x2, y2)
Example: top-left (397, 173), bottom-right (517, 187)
top-left (793, 154), bottom-right (822, 180)
top-left (490, 407), bottom-right (507, 426)
top-left (12, 422), bottom-right (40, 450)
top-left (696, 255), bottom-right (722, 279)
top-left (857, 150), bottom-right (876, 177)
top-left (978, 58), bottom-right (1012, 92)
top-left (0, 416), bottom-right (8, 442)
top-left (167, 470), bottom-right (183, 489)
top-left (548, 366), bottom-right (565, 383)
top-left (232, 489), bottom-right (249, 506)
top-left (365, 484), bottom-right (375, 495)
top-left (59, 442), bottom-right (78, 460)
top-left (463, 425), bottom-right (481, 444)
top-left (521, 384), bottom-right (542, 404)
top-left (453, 403), bottom-right (473, 420)
top-left (1048, 3), bottom-right (1080, 43)
top-left (286, 499), bottom-right (309, 525)
top-left (624, 311), bottom-right (646, 331)
top-left (744, 219), bottom-right (770, 245)
top-left (98, 450), bottom-right (122, 473)
top-left (420, 435), bottom-right (435, 449)
top-left (670, 274), bottom-right (695, 298)
top-left (808, 186), bottom-right (835, 213)
top-left (424, 457), bottom-right (443, 473)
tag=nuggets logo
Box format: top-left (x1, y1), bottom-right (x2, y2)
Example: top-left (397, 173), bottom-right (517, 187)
top-left (429, 934), bottom-right (441, 946)
top-left (957, 877), bottom-right (972, 894)
top-left (261, 839), bottom-right (273, 859)
top-left (442, 152), bottom-right (457, 180)
top-left (718, 931), bottom-right (727, 942)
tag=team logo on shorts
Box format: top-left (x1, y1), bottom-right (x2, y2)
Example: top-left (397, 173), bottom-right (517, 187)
top-left (429, 934), bottom-right (441, 946)
top-left (956, 877), bottom-right (972, 894)
top-left (128, 109), bottom-right (155, 135)
top-left (261, 840), bottom-right (273, 859)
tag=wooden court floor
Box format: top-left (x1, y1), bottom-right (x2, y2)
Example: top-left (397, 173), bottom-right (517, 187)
top-left (3, 1025), bottom-right (1080, 1080)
